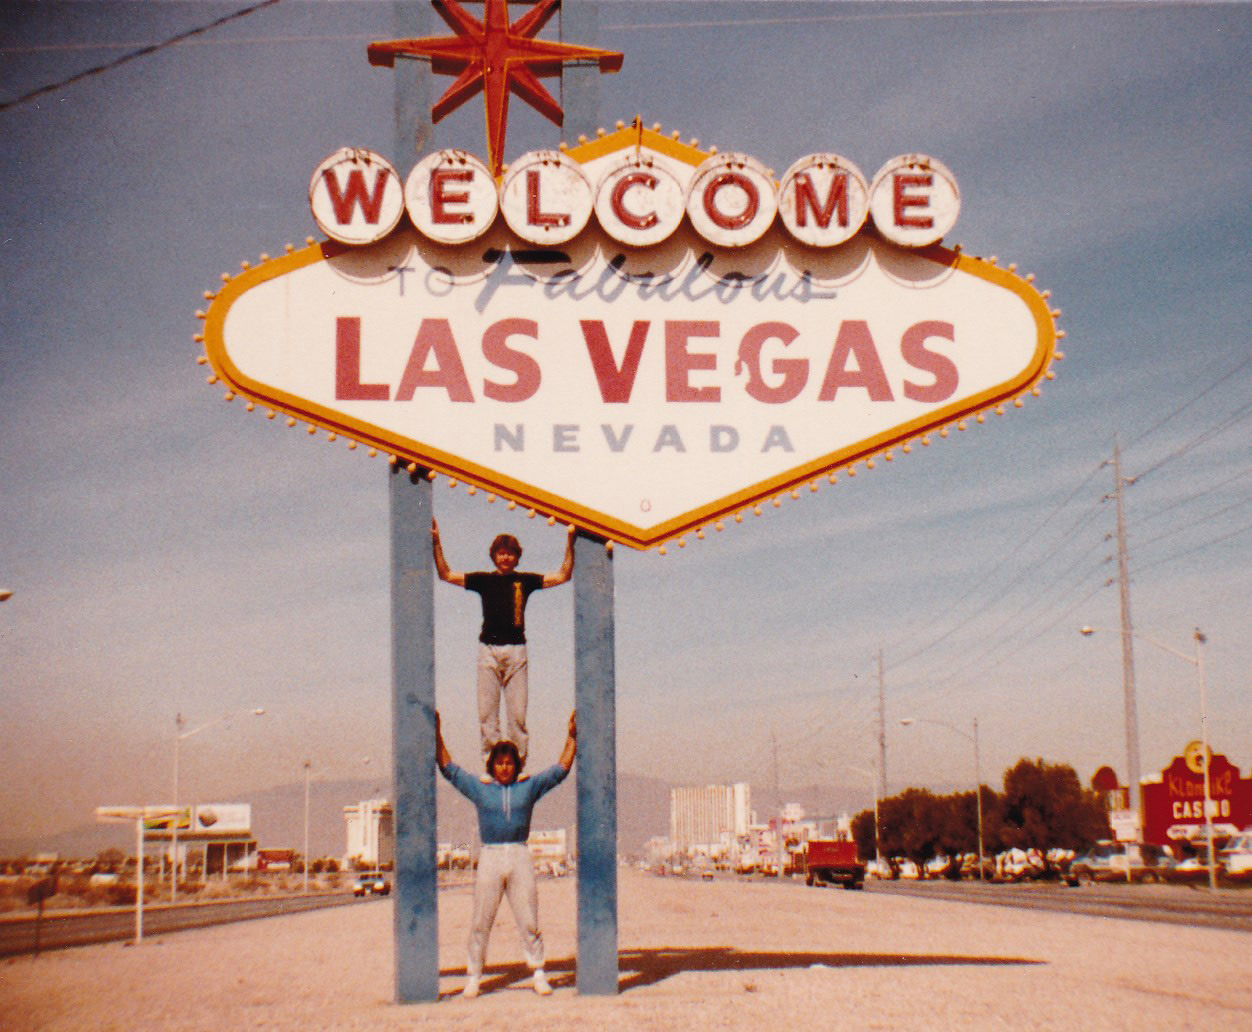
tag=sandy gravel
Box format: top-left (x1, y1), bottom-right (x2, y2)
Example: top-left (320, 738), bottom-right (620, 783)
top-left (3, 870), bottom-right (1249, 1031)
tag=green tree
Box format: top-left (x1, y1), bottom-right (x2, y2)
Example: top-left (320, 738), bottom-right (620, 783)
top-left (999, 758), bottom-right (1110, 851)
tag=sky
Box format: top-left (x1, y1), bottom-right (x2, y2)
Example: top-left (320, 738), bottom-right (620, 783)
top-left (1, 1), bottom-right (1249, 847)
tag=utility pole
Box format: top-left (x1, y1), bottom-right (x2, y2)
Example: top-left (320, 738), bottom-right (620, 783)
top-left (1111, 439), bottom-right (1142, 822)
top-left (771, 729), bottom-right (784, 878)
top-left (877, 649), bottom-right (888, 800)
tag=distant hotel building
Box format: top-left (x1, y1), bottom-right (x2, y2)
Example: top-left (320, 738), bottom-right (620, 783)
top-left (343, 799), bottom-right (394, 869)
top-left (670, 783), bottom-right (752, 860)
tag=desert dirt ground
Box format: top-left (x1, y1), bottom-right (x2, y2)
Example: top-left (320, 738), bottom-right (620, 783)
top-left (2, 869), bottom-right (1249, 1031)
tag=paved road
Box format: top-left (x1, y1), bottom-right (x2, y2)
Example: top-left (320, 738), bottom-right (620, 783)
top-left (0, 892), bottom-right (369, 957)
top-left (863, 878), bottom-right (1252, 933)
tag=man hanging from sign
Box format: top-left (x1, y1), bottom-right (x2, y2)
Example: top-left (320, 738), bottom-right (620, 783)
top-left (432, 521), bottom-right (575, 763)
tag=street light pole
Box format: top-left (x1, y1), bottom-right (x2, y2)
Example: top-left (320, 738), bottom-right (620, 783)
top-left (172, 707), bottom-right (266, 902)
top-left (846, 762), bottom-right (881, 866)
top-left (900, 717), bottom-right (985, 881)
top-left (1081, 625), bottom-right (1217, 891)
top-left (303, 761), bottom-right (312, 896)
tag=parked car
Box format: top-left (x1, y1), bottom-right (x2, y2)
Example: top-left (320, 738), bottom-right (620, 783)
top-left (1164, 844), bottom-right (1217, 885)
top-left (353, 873), bottom-right (391, 897)
top-left (1219, 829), bottom-right (1252, 882)
top-left (1063, 841), bottom-right (1173, 886)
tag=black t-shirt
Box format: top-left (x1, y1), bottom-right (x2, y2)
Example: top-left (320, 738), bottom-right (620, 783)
top-left (464, 571), bottom-right (545, 645)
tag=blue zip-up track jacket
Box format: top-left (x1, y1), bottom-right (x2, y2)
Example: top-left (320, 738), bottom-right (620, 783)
top-left (440, 762), bottom-right (569, 844)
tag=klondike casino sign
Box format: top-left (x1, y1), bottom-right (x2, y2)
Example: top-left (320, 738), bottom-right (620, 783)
top-left (198, 34), bottom-right (1059, 552)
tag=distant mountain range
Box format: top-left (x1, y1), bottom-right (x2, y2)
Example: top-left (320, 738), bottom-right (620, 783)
top-left (1, 775), bottom-right (871, 861)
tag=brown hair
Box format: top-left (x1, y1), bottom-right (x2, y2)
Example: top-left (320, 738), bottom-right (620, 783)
top-left (489, 534), bottom-right (522, 559)
top-left (485, 740), bottom-right (523, 781)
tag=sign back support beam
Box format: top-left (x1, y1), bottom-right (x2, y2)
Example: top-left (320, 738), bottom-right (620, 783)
top-left (390, 2), bottom-right (437, 1005)
top-left (390, 464), bottom-right (438, 1002)
top-left (573, 532), bottom-right (619, 994)
top-left (563, 0), bottom-right (620, 997)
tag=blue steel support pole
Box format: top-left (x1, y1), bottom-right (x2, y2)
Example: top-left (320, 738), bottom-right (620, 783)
top-left (562, 1), bottom-right (620, 997)
top-left (390, 1), bottom-right (437, 1006)
top-left (390, 464), bottom-right (438, 1003)
top-left (573, 533), bottom-right (618, 995)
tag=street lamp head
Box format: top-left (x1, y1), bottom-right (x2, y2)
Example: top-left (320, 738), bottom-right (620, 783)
top-left (0, 589), bottom-right (13, 602)
top-left (1080, 626), bottom-right (1095, 637)
top-left (252, 708), bottom-right (267, 716)
top-left (1194, 628), bottom-right (1207, 645)
top-left (899, 718), bottom-right (915, 727)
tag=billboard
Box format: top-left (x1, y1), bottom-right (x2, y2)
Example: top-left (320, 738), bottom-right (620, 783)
top-left (139, 803), bottom-right (253, 841)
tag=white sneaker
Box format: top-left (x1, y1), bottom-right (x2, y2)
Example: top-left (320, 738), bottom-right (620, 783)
top-left (462, 976), bottom-right (480, 999)
top-left (532, 969), bottom-right (553, 996)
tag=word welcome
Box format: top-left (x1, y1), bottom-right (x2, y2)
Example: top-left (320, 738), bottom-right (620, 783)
top-left (310, 145), bottom-right (960, 251)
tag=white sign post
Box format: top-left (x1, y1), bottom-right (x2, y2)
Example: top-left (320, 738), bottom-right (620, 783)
top-left (96, 805), bottom-right (182, 945)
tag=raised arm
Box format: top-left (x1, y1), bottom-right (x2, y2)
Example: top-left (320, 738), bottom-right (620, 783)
top-left (434, 712), bottom-right (452, 771)
top-left (558, 710), bottom-right (577, 772)
top-left (542, 525), bottom-right (577, 588)
top-left (431, 520), bottom-right (466, 586)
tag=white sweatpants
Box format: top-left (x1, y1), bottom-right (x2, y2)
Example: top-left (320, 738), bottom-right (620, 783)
top-left (476, 644), bottom-right (529, 761)
top-left (467, 843), bottom-right (544, 977)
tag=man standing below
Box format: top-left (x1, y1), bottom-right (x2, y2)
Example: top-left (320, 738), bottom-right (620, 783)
top-left (432, 521), bottom-right (575, 763)
top-left (435, 711), bottom-right (577, 998)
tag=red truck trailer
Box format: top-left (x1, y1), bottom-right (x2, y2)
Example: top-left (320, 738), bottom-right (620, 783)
top-left (805, 839), bottom-right (865, 889)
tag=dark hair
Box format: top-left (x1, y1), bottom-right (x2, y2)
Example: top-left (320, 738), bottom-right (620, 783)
top-left (486, 740), bottom-right (523, 780)
top-left (489, 533), bottom-right (522, 559)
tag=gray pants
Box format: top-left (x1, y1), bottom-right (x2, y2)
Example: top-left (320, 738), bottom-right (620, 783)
top-left (468, 843), bottom-right (544, 977)
top-left (477, 644), bottom-right (529, 761)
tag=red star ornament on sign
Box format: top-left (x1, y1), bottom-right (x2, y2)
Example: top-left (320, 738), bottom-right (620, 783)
top-left (368, 0), bottom-right (624, 176)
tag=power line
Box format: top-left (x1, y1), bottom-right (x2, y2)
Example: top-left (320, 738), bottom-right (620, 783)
top-left (903, 577), bottom-right (1110, 715)
top-left (1126, 351), bottom-right (1252, 450)
top-left (1131, 520), bottom-right (1252, 577)
top-left (885, 461), bottom-right (1106, 674)
top-left (1131, 465), bottom-right (1252, 528)
top-left (1134, 401), bottom-right (1252, 481)
top-left (0, 1), bottom-right (1157, 59)
top-left (1131, 496), bottom-right (1252, 553)
top-left (0, 0), bottom-right (286, 113)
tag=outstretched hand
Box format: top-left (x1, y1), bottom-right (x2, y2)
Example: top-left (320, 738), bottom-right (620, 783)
top-left (558, 709), bottom-right (578, 771)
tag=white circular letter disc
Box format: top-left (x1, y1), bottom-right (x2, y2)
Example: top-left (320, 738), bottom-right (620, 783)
top-left (308, 148), bottom-right (404, 246)
top-left (405, 150), bottom-right (498, 244)
top-left (869, 154), bottom-right (960, 248)
top-left (500, 151), bottom-right (594, 246)
top-left (778, 153), bottom-right (869, 248)
top-left (595, 157), bottom-right (685, 248)
top-left (686, 153), bottom-right (778, 248)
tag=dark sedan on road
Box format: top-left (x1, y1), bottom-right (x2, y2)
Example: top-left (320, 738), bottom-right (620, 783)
top-left (352, 873), bottom-right (390, 897)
